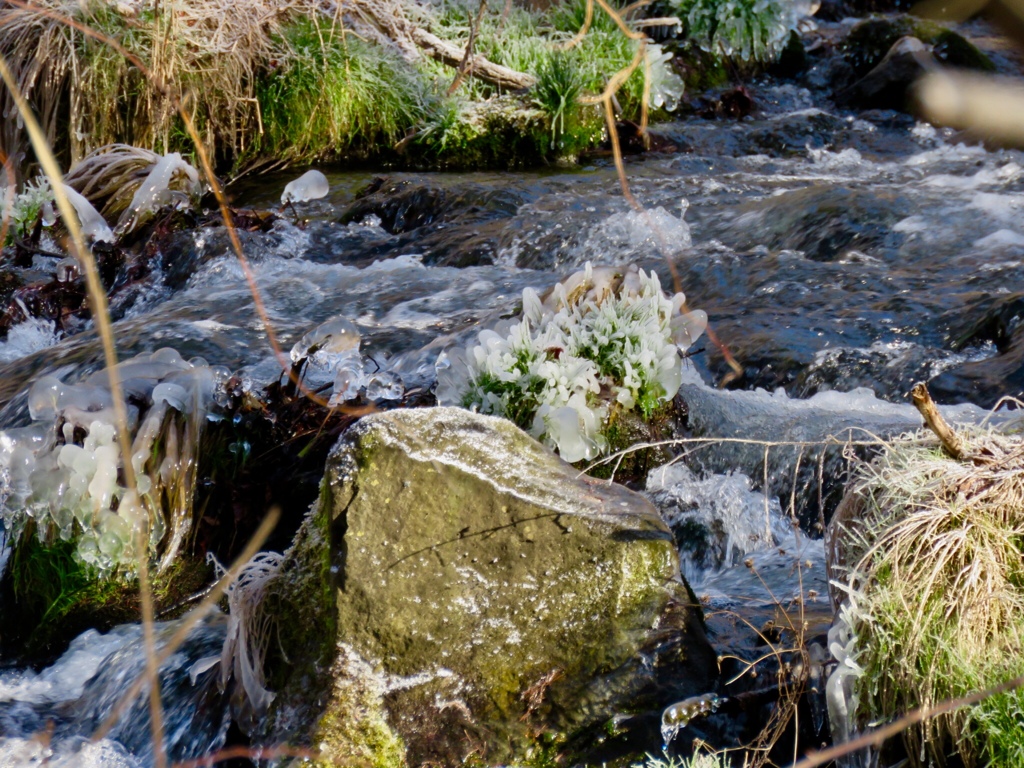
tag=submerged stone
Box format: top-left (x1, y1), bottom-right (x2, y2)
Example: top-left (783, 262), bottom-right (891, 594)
top-left (836, 36), bottom-right (938, 112)
top-left (262, 407), bottom-right (716, 766)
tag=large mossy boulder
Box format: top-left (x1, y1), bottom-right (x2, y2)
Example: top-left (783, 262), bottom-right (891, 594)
top-left (842, 15), bottom-right (995, 78)
top-left (261, 407), bottom-right (716, 767)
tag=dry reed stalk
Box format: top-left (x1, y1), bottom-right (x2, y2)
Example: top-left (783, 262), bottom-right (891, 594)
top-left (0, 42), bottom-right (168, 767)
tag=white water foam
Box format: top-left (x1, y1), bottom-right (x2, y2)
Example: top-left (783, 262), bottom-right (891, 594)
top-left (0, 318), bottom-right (59, 363)
top-left (0, 625), bottom-right (141, 705)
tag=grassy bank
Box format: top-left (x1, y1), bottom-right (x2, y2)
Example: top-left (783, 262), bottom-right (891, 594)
top-left (831, 421), bottom-right (1024, 767)
top-left (0, 0), bottom-right (691, 173)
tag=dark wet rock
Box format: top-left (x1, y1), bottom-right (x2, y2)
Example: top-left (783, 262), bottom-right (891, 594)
top-left (769, 30), bottom-right (810, 79)
top-left (261, 408), bottom-right (716, 767)
top-left (927, 338), bottom-right (1024, 408)
top-left (692, 86), bottom-right (756, 120)
top-left (836, 36), bottom-right (938, 111)
top-left (341, 177), bottom-right (523, 235)
top-left (815, 0), bottom-right (912, 23)
top-left (336, 177), bottom-right (528, 267)
top-left (946, 292), bottom-right (1024, 353)
top-left (663, 110), bottom-right (848, 158)
top-left (721, 185), bottom-right (909, 261)
top-left (929, 293), bottom-right (1024, 406)
top-left (600, 121), bottom-right (679, 154)
top-left (842, 16), bottom-right (995, 77)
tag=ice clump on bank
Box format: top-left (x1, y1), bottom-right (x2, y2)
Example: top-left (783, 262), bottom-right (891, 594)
top-left (0, 348), bottom-right (229, 575)
top-left (436, 263), bottom-right (707, 462)
top-left (60, 183), bottom-right (115, 243)
top-left (289, 314), bottom-right (405, 404)
top-left (281, 169), bottom-right (329, 204)
top-left (646, 44), bottom-right (685, 112)
top-left (115, 152), bottom-right (202, 236)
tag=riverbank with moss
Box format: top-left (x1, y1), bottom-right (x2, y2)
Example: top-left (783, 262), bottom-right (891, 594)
top-left (0, 0), bottom-right (643, 172)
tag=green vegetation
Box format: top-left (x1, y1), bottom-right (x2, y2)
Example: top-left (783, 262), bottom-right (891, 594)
top-left (256, 19), bottom-right (429, 162)
top-left (0, 528), bottom-right (211, 659)
top-left (0, 0), bottom-right (699, 172)
top-left (834, 425), bottom-right (1024, 766)
top-left (670, 0), bottom-right (792, 63)
top-left (0, 175), bottom-right (53, 243)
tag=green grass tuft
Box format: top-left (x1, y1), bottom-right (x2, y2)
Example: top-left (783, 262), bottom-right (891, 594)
top-left (255, 19), bottom-right (430, 162)
top-left (834, 426), bottom-right (1024, 767)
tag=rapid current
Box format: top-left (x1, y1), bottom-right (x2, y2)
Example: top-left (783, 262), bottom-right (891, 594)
top-left (2, 15), bottom-right (1024, 767)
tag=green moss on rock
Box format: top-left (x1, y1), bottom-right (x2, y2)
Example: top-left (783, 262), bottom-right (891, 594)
top-left (843, 15), bottom-right (994, 76)
top-left (263, 407), bottom-right (716, 766)
top-left (0, 531), bottom-right (212, 662)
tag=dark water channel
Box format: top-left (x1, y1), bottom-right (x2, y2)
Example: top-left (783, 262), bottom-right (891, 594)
top-left (2, 15), bottom-right (1024, 767)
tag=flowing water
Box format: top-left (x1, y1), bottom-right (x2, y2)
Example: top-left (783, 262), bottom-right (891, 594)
top-left (2, 19), bottom-right (1024, 764)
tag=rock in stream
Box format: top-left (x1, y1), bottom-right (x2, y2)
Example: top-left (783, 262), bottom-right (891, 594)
top-left (258, 407), bottom-right (717, 766)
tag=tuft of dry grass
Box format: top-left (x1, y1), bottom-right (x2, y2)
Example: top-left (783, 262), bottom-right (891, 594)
top-left (830, 425), bottom-right (1024, 767)
top-left (0, 0), bottom-right (302, 168)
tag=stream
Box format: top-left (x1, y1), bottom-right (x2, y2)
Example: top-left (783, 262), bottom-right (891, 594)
top-left (2, 13), bottom-right (1024, 767)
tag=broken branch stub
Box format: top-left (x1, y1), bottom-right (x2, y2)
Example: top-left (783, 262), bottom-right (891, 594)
top-left (911, 382), bottom-right (965, 460)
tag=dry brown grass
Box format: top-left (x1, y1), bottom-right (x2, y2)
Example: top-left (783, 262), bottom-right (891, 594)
top-left (0, 0), bottom-right (306, 169)
top-left (830, 424), bottom-right (1024, 767)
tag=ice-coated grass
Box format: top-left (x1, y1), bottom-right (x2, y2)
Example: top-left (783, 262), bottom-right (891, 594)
top-left (436, 263), bottom-right (706, 463)
top-left (1, 175), bottom-right (54, 243)
top-left (832, 425), bottom-right (1024, 767)
top-left (670, 0), bottom-right (794, 63)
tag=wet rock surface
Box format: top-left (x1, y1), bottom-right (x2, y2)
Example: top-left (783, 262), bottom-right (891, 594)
top-left (263, 407), bottom-right (717, 766)
top-left (836, 36), bottom-right (938, 111)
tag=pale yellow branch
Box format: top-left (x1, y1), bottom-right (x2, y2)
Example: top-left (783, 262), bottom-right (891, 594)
top-left (0, 48), bottom-right (166, 768)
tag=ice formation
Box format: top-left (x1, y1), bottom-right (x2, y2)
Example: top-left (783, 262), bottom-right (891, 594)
top-left (435, 263), bottom-right (707, 462)
top-left (289, 315), bottom-right (404, 405)
top-left (661, 692), bottom-right (721, 745)
top-left (115, 152), bottom-right (202, 236)
top-left (825, 594), bottom-right (873, 768)
top-left (60, 183), bottom-right (115, 243)
top-left (0, 349), bottom-right (228, 575)
top-left (281, 169), bottom-right (330, 204)
top-left (210, 551), bottom-right (283, 714)
top-left (646, 44), bottom-right (685, 113)
top-left (290, 315), bottom-right (361, 362)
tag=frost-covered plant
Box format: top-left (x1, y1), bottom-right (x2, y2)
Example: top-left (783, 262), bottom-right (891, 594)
top-left (673, 0), bottom-right (793, 62)
top-left (646, 44), bottom-right (685, 113)
top-left (0, 349), bottom-right (227, 576)
top-left (211, 550), bottom-right (284, 714)
top-left (436, 263), bottom-right (707, 462)
top-left (829, 425), bottom-right (1024, 767)
top-left (1, 175), bottom-right (55, 243)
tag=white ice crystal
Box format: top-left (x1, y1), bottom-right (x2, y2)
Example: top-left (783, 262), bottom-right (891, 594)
top-left (436, 263), bottom-right (707, 462)
top-left (0, 349), bottom-right (227, 575)
top-left (646, 44), bottom-right (686, 113)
